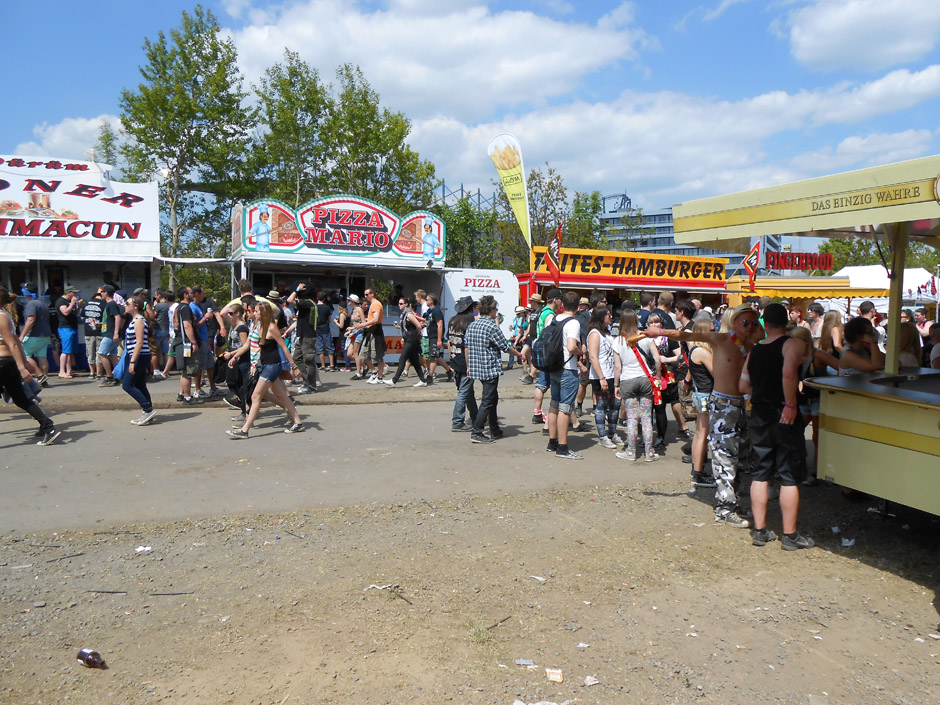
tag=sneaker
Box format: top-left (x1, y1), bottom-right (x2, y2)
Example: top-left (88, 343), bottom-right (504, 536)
top-left (752, 529), bottom-right (778, 547)
top-left (401, 369), bottom-right (409, 378)
top-left (316, 380), bottom-right (323, 388)
top-left (132, 410), bottom-right (156, 426)
top-left (177, 393), bottom-right (185, 402)
top-left (597, 436), bottom-right (618, 449)
top-left (490, 427), bottom-right (504, 439)
top-left (182, 396), bottom-right (204, 405)
top-left (676, 428), bottom-right (692, 441)
top-left (367, 375), bottom-right (379, 384)
top-left (351, 373), bottom-right (364, 380)
top-left (38, 374), bottom-right (49, 387)
top-left (615, 449), bottom-right (636, 461)
top-left (227, 429), bottom-right (249, 440)
top-left (37, 429), bottom-right (61, 446)
top-left (644, 451), bottom-right (660, 463)
top-left (681, 454), bottom-right (694, 464)
top-left (545, 442), bottom-right (559, 452)
top-left (194, 389), bottom-right (211, 399)
top-left (531, 413), bottom-right (544, 424)
top-left (781, 533), bottom-right (815, 551)
top-left (231, 413), bottom-right (246, 422)
top-left (471, 433), bottom-right (494, 444)
top-left (555, 449), bottom-right (584, 460)
top-left (576, 405), bottom-right (584, 417)
top-left (424, 378), bottom-right (434, 386)
top-left (384, 379), bottom-right (396, 387)
top-left (296, 386), bottom-right (313, 394)
top-left (611, 432), bottom-right (626, 445)
top-left (717, 512), bottom-right (750, 529)
top-left (210, 387), bottom-right (225, 397)
top-left (691, 471), bottom-right (717, 488)
top-left (520, 374), bottom-right (534, 385)
top-left (152, 371), bottom-right (166, 380)
top-left (413, 380), bottom-right (428, 388)
top-left (222, 394), bottom-right (241, 409)
top-left (98, 378), bottom-right (116, 387)
top-left (451, 423), bottom-right (472, 432)
top-left (284, 422), bottom-right (305, 434)
top-left (570, 424), bottom-right (589, 432)
top-left (445, 371), bottom-right (453, 383)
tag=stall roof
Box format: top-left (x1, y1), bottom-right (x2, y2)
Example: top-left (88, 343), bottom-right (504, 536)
top-left (724, 275), bottom-right (888, 299)
top-left (161, 257), bottom-right (230, 267)
top-left (673, 154), bottom-right (940, 252)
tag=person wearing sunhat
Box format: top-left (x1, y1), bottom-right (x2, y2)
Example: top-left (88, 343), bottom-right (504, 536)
top-left (55, 286), bottom-right (82, 378)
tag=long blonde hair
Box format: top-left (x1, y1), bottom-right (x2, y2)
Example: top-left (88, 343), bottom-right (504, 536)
top-left (899, 322), bottom-right (922, 359)
top-left (789, 325), bottom-right (813, 363)
top-left (691, 319), bottom-right (712, 353)
top-left (819, 311), bottom-right (843, 354)
top-left (257, 302), bottom-right (274, 345)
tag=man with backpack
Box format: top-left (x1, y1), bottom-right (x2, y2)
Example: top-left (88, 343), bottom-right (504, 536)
top-left (544, 292), bottom-right (585, 460)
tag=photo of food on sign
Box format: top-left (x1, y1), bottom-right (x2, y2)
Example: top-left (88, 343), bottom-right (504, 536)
top-left (0, 196), bottom-right (78, 220)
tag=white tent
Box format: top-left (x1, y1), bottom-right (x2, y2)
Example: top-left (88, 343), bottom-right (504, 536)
top-left (818, 265), bottom-right (936, 317)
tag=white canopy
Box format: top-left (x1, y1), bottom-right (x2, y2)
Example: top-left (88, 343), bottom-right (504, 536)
top-left (834, 265), bottom-right (934, 296)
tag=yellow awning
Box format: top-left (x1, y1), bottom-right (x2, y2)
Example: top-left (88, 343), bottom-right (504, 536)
top-left (724, 275), bottom-right (889, 300)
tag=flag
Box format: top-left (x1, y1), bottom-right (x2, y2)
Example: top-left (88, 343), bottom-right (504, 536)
top-left (546, 221), bottom-right (563, 287)
top-left (743, 239), bottom-right (761, 292)
top-left (931, 276), bottom-right (937, 296)
top-left (488, 133), bottom-right (531, 249)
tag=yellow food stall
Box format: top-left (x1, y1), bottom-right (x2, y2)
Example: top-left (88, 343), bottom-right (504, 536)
top-left (723, 274), bottom-right (889, 308)
top-left (672, 155), bottom-right (940, 514)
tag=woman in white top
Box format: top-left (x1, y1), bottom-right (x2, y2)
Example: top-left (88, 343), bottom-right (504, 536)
top-left (898, 322), bottom-right (922, 368)
top-left (586, 306), bottom-right (620, 449)
top-left (611, 310), bottom-right (659, 462)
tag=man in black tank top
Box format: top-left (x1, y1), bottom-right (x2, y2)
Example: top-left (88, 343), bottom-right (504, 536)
top-left (741, 304), bottom-right (814, 551)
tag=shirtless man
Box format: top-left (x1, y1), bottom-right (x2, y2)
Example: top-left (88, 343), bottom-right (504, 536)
top-left (645, 304), bottom-right (760, 527)
top-left (0, 287), bottom-right (60, 445)
top-left (352, 287), bottom-right (387, 382)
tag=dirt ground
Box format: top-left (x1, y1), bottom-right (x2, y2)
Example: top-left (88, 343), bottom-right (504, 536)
top-left (1, 387), bottom-right (939, 705)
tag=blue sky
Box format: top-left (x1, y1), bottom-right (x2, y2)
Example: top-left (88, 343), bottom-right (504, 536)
top-left (3, 0), bottom-right (940, 211)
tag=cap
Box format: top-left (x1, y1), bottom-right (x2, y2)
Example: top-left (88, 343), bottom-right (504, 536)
top-left (133, 287), bottom-right (149, 296)
top-left (762, 302), bottom-right (788, 327)
top-left (23, 281), bottom-right (38, 294)
top-left (545, 288), bottom-right (563, 301)
top-left (113, 293), bottom-right (126, 306)
top-left (703, 306), bottom-right (713, 314)
top-left (579, 297), bottom-right (590, 306)
top-left (528, 293), bottom-right (544, 304)
top-left (514, 305), bottom-right (525, 314)
top-left (729, 303), bottom-right (758, 324)
top-left (101, 284), bottom-right (116, 295)
top-left (347, 294), bottom-right (361, 304)
top-left (455, 295), bottom-right (474, 313)
top-left (64, 285), bottom-right (80, 294)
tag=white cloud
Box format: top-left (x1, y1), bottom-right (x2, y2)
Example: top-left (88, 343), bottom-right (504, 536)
top-left (223, 1), bottom-right (654, 122)
top-left (789, 129), bottom-right (934, 173)
top-left (787, 0), bottom-right (940, 72)
top-left (703, 0), bottom-right (748, 22)
top-left (13, 116), bottom-right (120, 161)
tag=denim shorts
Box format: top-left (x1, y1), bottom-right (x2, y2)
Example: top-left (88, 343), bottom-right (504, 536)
top-left (315, 330), bottom-right (333, 355)
top-left (99, 337), bottom-right (119, 357)
top-left (692, 391), bottom-right (711, 415)
top-left (549, 368), bottom-right (579, 414)
top-left (59, 327), bottom-right (78, 354)
top-left (535, 369), bottom-right (550, 392)
top-left (154, 329), bottom-right (170, 354)
top-left (258, 362), bottom-right (282, 383)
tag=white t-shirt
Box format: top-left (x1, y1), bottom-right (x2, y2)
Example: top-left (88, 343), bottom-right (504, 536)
top-left (587, 329), bottom-right (615, 380)
top-left (556, 313), bottom-right (581, 371)
top-left (930, 344), bottom-right (940, 367)
top-left (612, 336), bottom-right (656, 381)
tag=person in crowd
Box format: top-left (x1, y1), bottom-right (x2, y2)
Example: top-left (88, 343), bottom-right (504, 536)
top-left (611, 309), bottom-right (658, 462)
top-left (806, 303), bottom-right (825, 342)
top-left (652, 291), bottom-right (677, 330)
top-left (586, 305), bottom-right (621, 449)
top-left (839, 316), bottom-right (885, 375)
top-left (466, 295), bottom-right (522, 443)
top-left (160, 290), bottom-right (178, 379)
top-left (647, 304), bottom-right (760, 528)
top-left (150, 289), bottom-right (171, 379)
top-left (333, 298), bottom-right (351, 371)
top-left (857, 300), bottom-right (886, 352)
top-left (424, 293), bottom-right (451, 384)
top-left (448, 296), bottom-right (478, 432)
top-left (818, 310), bottom-right (844, 372)
top-left (286, 283), bottom-right (319, 394)
top-left (97, 285), bottom-right (123, 387)
top-left (789, 305), bottom-right (811, 330)
top-left (575, 294), bottom-right (603, 417)
top-left (930, 323), bottom-right (940, 370)
top-left (898, 322), bottom-right (923, 368)
top-left (646, 313), bottom-right (691, 452)
top-left (912, 308), bottom-right (931, 346)
top-left (545, 292), bottom-right (585, 460)
top-left (55, 286), bottom-right (81, 378)
top-left (18, 282), bottom-right (52, 384)
top-left (172, 286), bottom-right (203, 404)
top-left (788, 326), bottom-right (840, 484)
top-left (353, 287), bottom-right (387, 383)
top-left (222, 302), bottom-right (252, 423)
top-left (637, 291), bottom-right (656, 330)
top-left (386, 295), bottom-right (429, 387)
top-left (191, 286), bottom-right (218, 397)
top-left (741, 303), bottom-right (814, 550)
top-left (314, 290), bottom-right (336, 372)
top-left (686, 319), bottom-right (716, 487)
top-left (121, 295), bottom-right (156, 426)
top-left (0, 287), bottom-right (60, 445)
top-left (345, 294), bottom-right (365, 379)
top-left (507, 305), bottom-right (527, 371)
top-left (519, 293), bottom-right (544, 385)
top-left (228, 299), bottom-right (303, 439)
top-left (414, 288), bottom-right (431, 378)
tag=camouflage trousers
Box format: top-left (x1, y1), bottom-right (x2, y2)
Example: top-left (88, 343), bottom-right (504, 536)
top-left (707, 397), bottom-right (749, 518)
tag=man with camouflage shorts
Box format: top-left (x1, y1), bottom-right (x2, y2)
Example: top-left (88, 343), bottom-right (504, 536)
top-left (645, 304), bottom-right (760, 527)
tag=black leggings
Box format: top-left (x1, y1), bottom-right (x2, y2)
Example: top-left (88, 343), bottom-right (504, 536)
top-left (392, 334), bottom-right (426, 384)
top-left (0, 357), bottom-right (52, 430)
top-left (653, 402), bottom-right (668, 442)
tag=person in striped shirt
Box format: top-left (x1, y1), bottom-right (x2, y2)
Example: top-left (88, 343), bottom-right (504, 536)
top-left (122, 295), bottom-right (156, 426)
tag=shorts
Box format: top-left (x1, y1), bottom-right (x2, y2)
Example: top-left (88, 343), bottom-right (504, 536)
top-left (420, 337), bottom-right (430, 357)
top-left (154, 329), bottom-right (170, 354)
top-left (691, 391), bottom-right (711, 415)
top-left (59, 327), bottom-right (78, 355)
top-left (361, 332), bottom-right (387, 362)
top-left (315, 330), bottom-right (333, 355)
top-left (99, 337), bottom-right (119, 357)
top-left (84, 335), bottom-right (101, 362)
top-left (22, 336), bottom-right (51, 358)
top-left (197, 340), bottom-right (210, 372)
top-left (590, 378), bottom-right (616, 403)
top-left (174, 341), bottom-right (201, 378)
top-left (660, 380), bottom-right (679, 405)
top-left (427, 341), bottom-right (444, 360)
top-left (799, 396), bottom-right (820, 417)
top-left (351, 330), bottom-right (364, 345)
top-left (579, 367), bottom-right (590, 385)
top-left (619, 375), bottom-right (653, 400)
top-left (535, 369), bottom-right (550, 392)
top-left (258, 362), bottom-right (282, 383)
top-left (749, 415), bottom-right (807, 486)
top-left (549, 368), bottom-right (579, 414)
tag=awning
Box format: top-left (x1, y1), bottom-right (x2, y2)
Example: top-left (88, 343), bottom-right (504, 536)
top-left (725, 275), bottom-right (889, 300)
top-left (160, 257), bottom-right (230, 266)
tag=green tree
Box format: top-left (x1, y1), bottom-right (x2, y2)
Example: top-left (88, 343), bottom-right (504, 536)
top-left (119, 5), bottom-right (255, 288)
top-left (322, 64), bottom-right (436, 214)
top-left (614, 208), bottom-right (655, 250)
top-left (817, 237), bottom-right (938, 274)
top-left (566, 190), bottom-right (607, 250)
top-left (249, 50), bottom-right (328, 207)
top-left (436, 197), bottom-right (500, 268)
top-left (93, 120), bottom-right (123, 174)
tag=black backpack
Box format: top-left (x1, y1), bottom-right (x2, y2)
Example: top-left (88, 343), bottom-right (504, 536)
top-left (531, 319), bottom-right (568, 372)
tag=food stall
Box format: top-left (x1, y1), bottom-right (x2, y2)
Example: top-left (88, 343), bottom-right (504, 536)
top-left (673, 154), bottom-right (940, 514)
top-left (723, 274), bottom-right (889, 308)
top-left (521, 246), bottom-right (728, 304)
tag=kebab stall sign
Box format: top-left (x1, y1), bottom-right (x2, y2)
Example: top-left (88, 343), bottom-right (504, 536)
top-left (232, 195), bottom-right (446, 268)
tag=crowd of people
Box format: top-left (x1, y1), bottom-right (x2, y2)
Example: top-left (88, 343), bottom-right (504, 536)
top-left (2, 276), bottom-right (938, 548)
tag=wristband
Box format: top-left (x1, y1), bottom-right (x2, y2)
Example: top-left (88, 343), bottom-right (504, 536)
top-left (783, 402), bottom-right (795, 409)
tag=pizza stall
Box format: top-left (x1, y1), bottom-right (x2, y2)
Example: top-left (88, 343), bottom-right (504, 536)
top-left (673, 154), bottom-right (940, 515)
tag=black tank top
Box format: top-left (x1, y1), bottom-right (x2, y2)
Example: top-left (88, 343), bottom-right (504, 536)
top-left (688, 345), bottom-right (714, 394)
top-left (259, 336), bottom-right (280, 365)
top-left (747, 336), bottom-right (787, 416)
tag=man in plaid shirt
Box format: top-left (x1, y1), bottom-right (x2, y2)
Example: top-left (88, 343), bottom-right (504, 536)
top-left (465, 295), bottom-right (522, 443)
